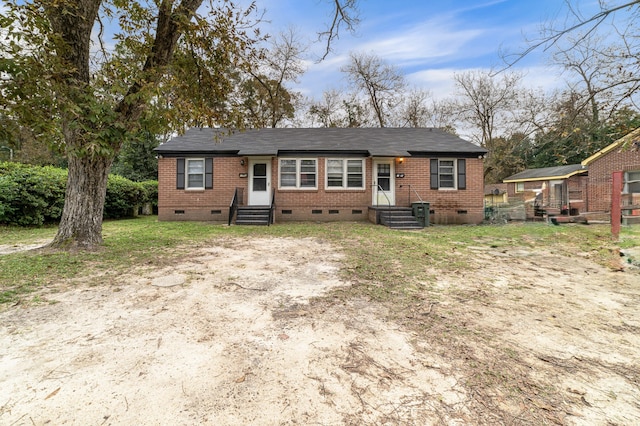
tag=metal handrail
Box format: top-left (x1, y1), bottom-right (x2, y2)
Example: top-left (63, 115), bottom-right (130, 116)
top-left (268, 188), bottom-right (276, 226)
top-left (372, 184), bottom-right (393, 225)
top-left (373, 184), bottom-right (392, 207)
top-left (228, 188), bottom-right (239, 226)
top-left (406, 184), bottom-right (425, 205)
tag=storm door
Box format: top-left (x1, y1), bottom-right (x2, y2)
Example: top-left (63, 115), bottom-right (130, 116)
top-left (372, 160), bottom-right (395, 205)
top-left (248, 159), bottom-right (271, 205)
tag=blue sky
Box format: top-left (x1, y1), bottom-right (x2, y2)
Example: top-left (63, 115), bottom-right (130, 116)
top-left (253, 0), bottom-right (606, 100)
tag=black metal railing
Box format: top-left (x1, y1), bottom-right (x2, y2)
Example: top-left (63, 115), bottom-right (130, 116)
top-left (268, 189), bottom-right (276, 226)
top-left (406, 184), bottom-right (425, 206)
top-left (228, 187), bottom-right (239, 226)
top-left (372, 184), bottom-right (392, 224)
top-left (372, 184), bottom-right (393, 207)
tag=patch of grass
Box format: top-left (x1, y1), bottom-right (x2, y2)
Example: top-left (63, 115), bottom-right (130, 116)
top-left (620, 225), bottom-right (640, 249)
top-left (0, 250), bottom-right (84, 304)
top-left (0, 224), bottom-right (57, 246)
top-left (1, 217), bottom-right (637, 305)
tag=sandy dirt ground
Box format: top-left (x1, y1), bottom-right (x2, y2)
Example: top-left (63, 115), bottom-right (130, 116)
top-left (1, 236), bottom-right (639, 425)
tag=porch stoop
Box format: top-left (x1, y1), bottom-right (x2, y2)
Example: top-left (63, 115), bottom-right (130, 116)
top-left (235, 206), bottom-right (271, 225)
top-left (379, 207), bottom-right (424, 230)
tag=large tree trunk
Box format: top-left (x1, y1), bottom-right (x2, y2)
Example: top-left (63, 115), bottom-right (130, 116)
top-left (51, 150), bottom-right (113, 249)
top-left (44, 0), bottom-right (203, 250)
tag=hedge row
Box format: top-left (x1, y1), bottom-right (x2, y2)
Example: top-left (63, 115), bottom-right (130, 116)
top-left (0, 162), bottom-right (158, 226)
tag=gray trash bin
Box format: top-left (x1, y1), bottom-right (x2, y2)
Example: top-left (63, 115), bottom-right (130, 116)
top-left (412, 202), bottom-right (430, 226)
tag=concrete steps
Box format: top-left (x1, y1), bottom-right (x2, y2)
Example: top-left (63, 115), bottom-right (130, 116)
top-left (235, 206), bottom-right (271, 225)
top-left (379, 208), bottom-right (424, 230)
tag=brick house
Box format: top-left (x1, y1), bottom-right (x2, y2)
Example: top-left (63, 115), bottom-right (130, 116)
top-left (155, 127), bottom-right (487, 226)
top-left (581, 127), bottom-right (640, 214)
top-left (503, 164), bottom-right (588, 218)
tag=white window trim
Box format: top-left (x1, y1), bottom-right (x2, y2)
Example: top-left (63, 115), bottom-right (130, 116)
top-left (278, 158), bottom-right (318, 190)
top-left (438, 159), bottom-right (457, 190)
top-left (515, 182), bottom-right (525, 193)
top-left (186, 158), bottom-right (205, 190)
top-left (325, 158), bottom-right (366, 190)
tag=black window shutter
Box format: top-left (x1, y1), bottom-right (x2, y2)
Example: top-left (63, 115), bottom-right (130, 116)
top-left (457, 159), bottom-right (466, 190)
top-left (177, 158), bottom-right (185, 189)
top-left (205, 158), bottom-right (213, 189)
top-left (430, 159), bottom-right (439, 189)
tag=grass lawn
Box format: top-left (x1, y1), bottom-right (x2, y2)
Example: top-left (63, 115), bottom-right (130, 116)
top-left (2, 217), bottom-right (640, 424)
top-left (1, 216), bottom-right (638, 305)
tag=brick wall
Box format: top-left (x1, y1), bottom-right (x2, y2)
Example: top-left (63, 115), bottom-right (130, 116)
top-left (394, 157), bottom-right (485, 224)
top-left (587, 147), bottom-right (640, 212)
top-left (158, 155), bottom-right (486, 224)
top-left (157, 156), bottom-right (247, 221)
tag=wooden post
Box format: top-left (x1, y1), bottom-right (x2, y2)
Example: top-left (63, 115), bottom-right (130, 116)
top-left (611, 171), bottom-right (623, 240)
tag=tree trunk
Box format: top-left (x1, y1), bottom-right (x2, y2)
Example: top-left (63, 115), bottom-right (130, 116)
top-left (51, 147), bottom-right (113, 249)
top-left (44, 0), bottom-right (203, 250)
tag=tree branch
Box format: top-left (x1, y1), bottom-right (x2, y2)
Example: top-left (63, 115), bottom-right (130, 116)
top-left (502, 0), bottom-right (640, 70)
top-left (317, 0), bottom-right (359, 61)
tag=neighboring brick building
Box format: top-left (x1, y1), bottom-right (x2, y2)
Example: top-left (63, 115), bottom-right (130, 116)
top-left (581, 128), bottom-right (640, 213)
top-left (155, 128), bottom-right (487, 225)
top-left (503, 164), bottom-right (588, 218)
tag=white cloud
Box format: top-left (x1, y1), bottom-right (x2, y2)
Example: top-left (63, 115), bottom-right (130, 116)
top-left (407, 68), bottom-right (458, 101)
top-left (356, 20), bottom-right (485, 66)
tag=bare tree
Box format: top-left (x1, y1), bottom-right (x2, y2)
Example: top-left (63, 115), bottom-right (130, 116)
top-left (454, 70), bottom-right (524, 147)
top-left (424, 99), bottom-right (459, 134)
top-left (308, 89), bottom-right (344, 127)
top-left (342, 52), bottom-right (405, 127)
top-left (505, 1), bottom-right (639, 67)
top-left (505, 1), bottom-right (640, 109)
top-left (454, 70), bottom-right (529, 181)
top-left (242, 27), bottom-right (306, 127)
top-left (395, 89), bottom-right (431, 128)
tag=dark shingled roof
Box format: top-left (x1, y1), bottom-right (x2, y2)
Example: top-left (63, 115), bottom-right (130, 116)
top-left (503, 164), bottom-right (587, 182)
top-left (154, 127), bottom-right (487, 157)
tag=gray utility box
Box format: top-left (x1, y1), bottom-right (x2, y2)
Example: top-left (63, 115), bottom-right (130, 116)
top-left (412, 202), bottom-right (430, 226)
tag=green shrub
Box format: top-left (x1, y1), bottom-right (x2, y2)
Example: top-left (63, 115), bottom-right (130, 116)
top-left (0, 162), bottom-right (155, 225)
top-left (0, 162), bottom-right (66, 225)
top-left (139, 180), bottom-right (158, 207)
top-left (104, 174), bottom-right (145, 219)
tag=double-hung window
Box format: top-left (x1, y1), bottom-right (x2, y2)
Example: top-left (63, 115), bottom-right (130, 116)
top-left (430, 158), bottom-right (466, 190)
top-left (279, 159), bottom-right (317, 189)
top-left (187, 159), bottom-right (205, 189)
top-left (326, 159), bottom-right (364, 189)
top-left (177, 158), bottom-right (213, 190)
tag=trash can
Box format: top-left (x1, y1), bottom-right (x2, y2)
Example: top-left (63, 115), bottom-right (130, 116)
top-left (412, 202), bottom-right (430, 226)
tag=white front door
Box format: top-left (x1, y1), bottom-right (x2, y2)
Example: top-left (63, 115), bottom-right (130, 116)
top-left (373, 160), bottom-right (395, 205)
top-left (249, 159), bottom-right (271, 205)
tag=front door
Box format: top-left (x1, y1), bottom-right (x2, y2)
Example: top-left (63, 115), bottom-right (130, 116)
top-left (373, 160), bottom-right (395, 205)
top-left (249, 159), bottom-right (271, 205)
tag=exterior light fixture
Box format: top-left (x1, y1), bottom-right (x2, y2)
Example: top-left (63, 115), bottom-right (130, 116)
top-left (240, 159), bottom-right (245, 166)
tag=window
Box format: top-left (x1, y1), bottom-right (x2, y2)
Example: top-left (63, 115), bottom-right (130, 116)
top-left (279, 159), bottom-right (317, 189)
top-left (430, 158), bottom-right (466, 190)
top-left (515, 182), bottom-right (524, 193)
top-left (177, 158), bottom-right (213, 190)
top-left (326, 159), bottom-right (364, 189)
top-left (187, 159), bottom-right (205, 189)
top-left (625, 170), bottom-right (640, 194)
top-left (439, 160), bottom-right (455, 188)
top-left (377, 163), bottom-right (391, 191)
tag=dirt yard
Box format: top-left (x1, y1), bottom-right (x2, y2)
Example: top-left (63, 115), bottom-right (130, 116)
top-left (1, 236), bottom-right (639, 425)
